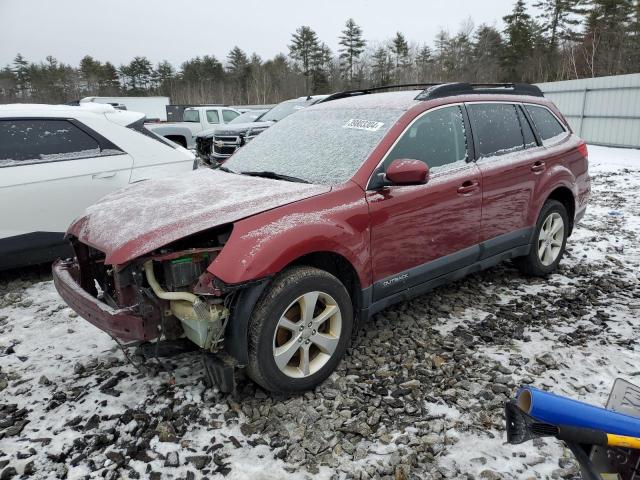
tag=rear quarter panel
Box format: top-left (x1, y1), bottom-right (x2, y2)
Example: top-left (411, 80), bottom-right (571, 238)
top-left (528, 134), bottom-right (589, 226)
top-left (208, 182), bottom-right (372, 288)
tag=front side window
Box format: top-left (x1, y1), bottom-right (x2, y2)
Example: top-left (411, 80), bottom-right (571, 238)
top-left (0, 119), bottom-right (101, 167)
top-left (383, 105), bottom-right (467, 172)
top-left (467, 103), bottom-right (525, 158)
top-left (183, 109), bottom-right (200, 123)
top-left (206, 110), bottom-right (220, 124)
top-left (526, 105), bottom-right (566, 144)
top-left (222, 110), bottom-right (240, 123)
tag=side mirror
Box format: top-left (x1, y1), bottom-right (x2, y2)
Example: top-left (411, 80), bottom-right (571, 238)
top-left (385, 159), bottom-right (429, 186)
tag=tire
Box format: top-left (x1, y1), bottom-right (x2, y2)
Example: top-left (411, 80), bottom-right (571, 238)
top-left (515, 199), bottom-right (569, 277)
top-left (246, 266), bottom-right (353, 393)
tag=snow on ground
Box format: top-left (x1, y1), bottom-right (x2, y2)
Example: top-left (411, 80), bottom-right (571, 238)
top-left (0, 145), bottom-right (639, 480)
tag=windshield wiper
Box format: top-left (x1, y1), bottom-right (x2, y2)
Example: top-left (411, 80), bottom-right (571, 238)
top-left (218, 166), bottom-right (235, 173)
top-left (240, 171), bottom-right (310, 184)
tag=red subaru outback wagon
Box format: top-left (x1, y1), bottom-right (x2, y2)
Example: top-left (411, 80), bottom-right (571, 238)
top-left (53, 83), bottom-right (590, 393)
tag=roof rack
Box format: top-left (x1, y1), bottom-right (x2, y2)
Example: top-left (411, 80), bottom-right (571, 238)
top-left (415, 83), bottom-right (544, 100)
top-left (321, 83), bottom-right (441, 103)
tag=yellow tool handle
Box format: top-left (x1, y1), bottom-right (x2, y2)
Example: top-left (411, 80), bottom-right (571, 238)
top-left (607, 433), bottom-right (640, 449)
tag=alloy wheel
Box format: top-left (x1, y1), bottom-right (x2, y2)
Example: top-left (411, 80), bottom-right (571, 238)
top-left (272, 291), bottom-right (342, 378)
top-left (537, 212), bottom-right (564, 266)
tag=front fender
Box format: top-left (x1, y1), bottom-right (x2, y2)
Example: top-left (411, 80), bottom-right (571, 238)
top-left (208, 182), bottom-right (372, 288)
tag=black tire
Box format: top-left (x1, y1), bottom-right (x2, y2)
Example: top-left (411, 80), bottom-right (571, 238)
top-left (515, 199), bottom-right (569, 277)
top-left (246, 266), bottom-right (353, 393)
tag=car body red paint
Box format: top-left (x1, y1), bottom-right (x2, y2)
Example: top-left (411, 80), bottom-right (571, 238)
top-left (53, 87), bottom-right (590, 389)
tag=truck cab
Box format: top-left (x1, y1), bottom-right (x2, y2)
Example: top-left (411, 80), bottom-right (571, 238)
top-left (147, 106), bottom-right (241, 149)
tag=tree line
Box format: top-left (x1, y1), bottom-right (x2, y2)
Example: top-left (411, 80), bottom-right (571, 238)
top-left (1, 0), bottom-right (638, 106)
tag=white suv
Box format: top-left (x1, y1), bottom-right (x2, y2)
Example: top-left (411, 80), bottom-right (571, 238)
top-left (0, 103), bottom-right (196, 270)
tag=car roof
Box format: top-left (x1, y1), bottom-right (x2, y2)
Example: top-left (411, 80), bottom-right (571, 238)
top-left (0, 103), bottom-right (145, 125)
top-left (311, 90), bottom-right (422, 111)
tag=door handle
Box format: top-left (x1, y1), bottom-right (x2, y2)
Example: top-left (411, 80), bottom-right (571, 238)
top-left (457, 180), bottom-right (479, 195)
top-left (92, 171), bottom-right (117, 179)
top-left (531, 161), bottom-right (546, 173)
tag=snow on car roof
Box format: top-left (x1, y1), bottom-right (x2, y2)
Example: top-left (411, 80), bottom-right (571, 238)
top-left (0, 103), bottom-right (145, 124)
top-left (312, 90), bottom-right (422, 111)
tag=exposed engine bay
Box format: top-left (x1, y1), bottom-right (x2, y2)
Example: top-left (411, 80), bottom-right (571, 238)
top-left (70, 226), bottom-right (235, 352)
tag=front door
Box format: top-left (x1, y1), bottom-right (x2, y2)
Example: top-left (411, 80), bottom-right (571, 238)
top-left (367, 105), bottom-right (482, 301)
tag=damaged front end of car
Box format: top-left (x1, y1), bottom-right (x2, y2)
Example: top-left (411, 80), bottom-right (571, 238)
top-left (52, 225), bottom-right (251, 392)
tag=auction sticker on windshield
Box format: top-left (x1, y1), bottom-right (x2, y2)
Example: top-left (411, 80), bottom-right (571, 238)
top-left (343, 119), bottom-right (385, 132)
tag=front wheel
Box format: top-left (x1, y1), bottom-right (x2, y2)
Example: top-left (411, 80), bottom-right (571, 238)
top-left (515, 199), bottom-right (569, 277)
top-left (247, 267), bottom-right (353, 393)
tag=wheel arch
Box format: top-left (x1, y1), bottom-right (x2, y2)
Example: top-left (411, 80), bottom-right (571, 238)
top-left (545, 185), bottom-right (576, 235)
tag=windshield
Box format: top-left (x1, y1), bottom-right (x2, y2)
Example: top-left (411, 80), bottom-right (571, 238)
top-left (258, 101), bottom-right (309, 122)
top-left (224, 107), bottom-right (403, 185)
top-left (229, 110), bottom-right (267, 124)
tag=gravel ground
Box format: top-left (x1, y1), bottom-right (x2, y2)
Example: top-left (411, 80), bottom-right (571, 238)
top-left (0, 145), bottom-right (639, 480)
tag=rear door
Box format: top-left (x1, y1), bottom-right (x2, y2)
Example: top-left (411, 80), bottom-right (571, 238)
top-left (0, 118), bottom-right (132, 262)
top-left (367, 105), bottom-right (482, 301)
top-left (466, 102), bottom-right (543, 255)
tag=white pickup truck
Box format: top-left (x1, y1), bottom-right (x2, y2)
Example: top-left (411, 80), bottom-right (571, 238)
top-left (146, 106), bottom-right (242, 149)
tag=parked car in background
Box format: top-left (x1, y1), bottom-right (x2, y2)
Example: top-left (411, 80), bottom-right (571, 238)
top-left (80, 96), bottom-right (170, 121)
top-left (146, 106), bottom-right (241, 149)
top-left (196, 96), bottom-right (327, 164)
top-left (53, 83), bottom-right (589, 393)
top-left (0, 103), bottom-right (196, 270)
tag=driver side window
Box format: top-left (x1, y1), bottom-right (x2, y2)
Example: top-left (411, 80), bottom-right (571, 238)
top-left (384, 105), bottom-right (467, 172)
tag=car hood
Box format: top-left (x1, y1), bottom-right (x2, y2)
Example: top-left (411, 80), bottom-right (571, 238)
top-left (68, 169), bottom-right (329, 265)
top-left (196, 121), bottom-right (273, 138)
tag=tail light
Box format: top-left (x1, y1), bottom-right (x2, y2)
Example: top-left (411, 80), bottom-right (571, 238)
top-left (577, 142), bottom-right (588, 160)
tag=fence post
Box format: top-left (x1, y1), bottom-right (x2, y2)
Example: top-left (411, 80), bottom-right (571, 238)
top-left (578, 88), bottom-right (588, 137)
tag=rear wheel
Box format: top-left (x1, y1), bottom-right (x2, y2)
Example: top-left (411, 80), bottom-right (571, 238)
top-left (247, 266), bottom-right (353, 393)
top-left (515, 199), bottom-right (569, 276)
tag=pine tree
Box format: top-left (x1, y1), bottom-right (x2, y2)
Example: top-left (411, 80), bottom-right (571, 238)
top-left (12, 53), bottom-right (29, 97)
top-left (338, 18), bottom-right (366, 87)
top-left (533, 0), bottom-right (583, 49)
top-left (310, 43), bottom-right (332, 93)
top-left (390, 32), bottom-right (410, 81)
top-left (473, 25), bottom-right (504, 82)
top-left (502, 0), bottom-right (536, 81)
top-left (227, 46), bottom-right (249, 75)
top-left (371, 47), bottom-right (391, 86)
top-left (289, 26), bottom-right (321, 93)
top-left (415, 45), bottom-right (433, 80)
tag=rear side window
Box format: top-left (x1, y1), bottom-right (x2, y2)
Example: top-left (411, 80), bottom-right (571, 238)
top-left (206, 110), bottom-right (220, 124)
top-left (526, 105), bottom-right (566, 143)
top-left (0, 119), bottom-right (101, 167)
top-left (467, 103), bottom-right (525, 158)
top-left (126, 118), bottom-right (176, 149)
top-left (384, 105), bottom-right (467, 172)
top-left (222, 110), bottom-right (240, 123)
top-left (183, 110), bottom-right (200, 122)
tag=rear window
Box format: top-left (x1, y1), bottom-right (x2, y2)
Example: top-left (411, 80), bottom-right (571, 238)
top-left (0, 119), bottom-right (103, 167)
top-left (467, 103), bottom-right (525, 158)
top-left (183, 110), bottom-right (200, 122)
top-left (526, 105), bottom-right (566, 143)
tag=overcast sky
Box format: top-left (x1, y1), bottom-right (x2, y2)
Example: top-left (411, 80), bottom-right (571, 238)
top-left (0, 0), bottom-right (521, 68)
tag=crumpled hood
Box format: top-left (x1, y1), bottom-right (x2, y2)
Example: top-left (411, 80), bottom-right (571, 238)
top-left (197, 121), bottom-right (273, 139)
top-left (68, 169), bottom-right (329, 265)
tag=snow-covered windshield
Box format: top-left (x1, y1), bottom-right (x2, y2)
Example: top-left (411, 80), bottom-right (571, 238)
top-left (258, 100), bottom-right (312, 122)
top-left (224, 107), bottom-right (403, 185)
top-left (229, 110), bottom-right (267, 124)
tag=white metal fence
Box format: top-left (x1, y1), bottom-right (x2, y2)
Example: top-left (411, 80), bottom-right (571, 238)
top-left (536, 73), bottom-right (640, 148)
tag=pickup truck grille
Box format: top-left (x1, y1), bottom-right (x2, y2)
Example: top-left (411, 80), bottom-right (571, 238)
top-left (195, 136), bottom-right (213, 158)
top-left (213, 135), bottom-right (242, 157)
